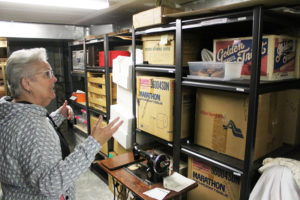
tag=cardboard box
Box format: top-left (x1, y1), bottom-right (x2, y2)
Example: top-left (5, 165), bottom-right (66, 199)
top-left (90, 115), bottom-right (108, 156)
top-left (113, 139), bottom-right (130, 155)
top-left (142, 33), bottom-right (199, 65)
top-left (133, 6), bottom-right (179, 29)
top-left (278, 90), bottom-right (300, 145)
top-left (72, 50), bottom-right (84, 71)
top-left (136, 76), bottom-right (193, 142)
top-left (194, 89), bottom-right (283, 160)
top-left (213, 35), bottom-right (298, 80)
top-left (0, 38), bottom-right (7, 48)
top-left (296, 38), bottom-right (300, 79)
top-left (188, 157), bottom-right (241, 200)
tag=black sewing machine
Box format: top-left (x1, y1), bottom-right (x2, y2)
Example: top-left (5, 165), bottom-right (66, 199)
top-left (126, 143), bottom-right (170, 185)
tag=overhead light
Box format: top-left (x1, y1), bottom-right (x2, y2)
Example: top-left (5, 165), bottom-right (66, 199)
top-left (0, 0), bottom-right (109, 10)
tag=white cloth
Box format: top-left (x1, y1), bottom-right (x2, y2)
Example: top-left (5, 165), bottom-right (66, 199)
top-left (259, 157), bottom-right (300, 188)
top-left (249, 158), bottom-right (300, 200)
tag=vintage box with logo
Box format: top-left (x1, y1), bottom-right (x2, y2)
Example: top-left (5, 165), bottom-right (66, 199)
top-left (194, 89), bottom-right (283, 160)
top-left (213, 35), bottom-right (298, 80)
top-left (188, 157), bottom-right (241, 200)
top-left (136, 76), bottom-right (193, 142)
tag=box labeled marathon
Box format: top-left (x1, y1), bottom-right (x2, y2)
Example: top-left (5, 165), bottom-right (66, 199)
top-left (213, 35), bottom-right (298, 80)
top-left (188, 157), bottom-right (241, 200)
top-left (136, 76), bottom-right (192, 142)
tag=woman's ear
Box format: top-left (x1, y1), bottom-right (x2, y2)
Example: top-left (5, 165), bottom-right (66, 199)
top-left (21, 77), bottom-right (31, 93)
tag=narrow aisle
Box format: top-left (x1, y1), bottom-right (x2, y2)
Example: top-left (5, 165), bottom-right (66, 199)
top-left (76, 169), bottom-right (113, 200)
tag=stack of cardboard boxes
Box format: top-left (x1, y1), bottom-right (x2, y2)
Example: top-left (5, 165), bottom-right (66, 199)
top-left (134, 8), bottom-right (300, 199)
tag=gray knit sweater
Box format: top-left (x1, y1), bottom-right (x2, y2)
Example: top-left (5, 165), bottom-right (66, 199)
top-left (0, 96), bottom-right (101, 199)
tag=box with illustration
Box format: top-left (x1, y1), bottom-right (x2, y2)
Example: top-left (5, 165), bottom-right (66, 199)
top-left (136, 76), bottom-right (193, 142)
top-left (213, 35), bottom-right (298, 80)
top-left (194, 89), bottom-right (283, 160)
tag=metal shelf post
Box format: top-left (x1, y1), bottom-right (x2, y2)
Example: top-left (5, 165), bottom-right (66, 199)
top-left (132, 29), bottom-right (137, 144)
top-left (241, 6), bottom-right (263, 200)
top-left (104, 34), bottom-right (111, 120)
top-left (173, 19), bottom-right (183, 172)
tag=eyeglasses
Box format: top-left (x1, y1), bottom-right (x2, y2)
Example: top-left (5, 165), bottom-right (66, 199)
top-left (30, 69), bottom-right (55, 79)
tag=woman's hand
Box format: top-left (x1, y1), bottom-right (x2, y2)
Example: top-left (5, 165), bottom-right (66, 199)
top-left (91, 115), bottom-right (123, 146)
top-left (58, 100), bottom-right (74, 120)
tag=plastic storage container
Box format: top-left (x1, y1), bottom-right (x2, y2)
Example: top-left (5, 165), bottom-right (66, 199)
top-left (188, 61), bottom-right (243, 80)
top-left (99, 50), bottom-right (130, 67)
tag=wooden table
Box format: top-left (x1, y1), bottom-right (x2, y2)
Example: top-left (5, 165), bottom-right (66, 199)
top-left (97, 152), bottom-right (198, 200)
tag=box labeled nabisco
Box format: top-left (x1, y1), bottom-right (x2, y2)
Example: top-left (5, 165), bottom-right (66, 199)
top-left (213, 35), bottom-right (298, 80)
top-left (136, 76), bottom-right (192, 142)
top-left (194, 89), bottom-right (283, 160)
top-left (188, 157), bottom-right (241, 200)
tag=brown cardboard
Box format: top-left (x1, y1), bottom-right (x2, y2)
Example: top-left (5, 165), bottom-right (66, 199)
top-left (113, 139), bottom-right (130, 155)
top-left (90, 115), bottom-right (108, 156)
top-left (194, 89), bottom-right (283, 160)
top-left (188, 157), bottom-right (241, 200)
top-left (296, 38), bottom-right (300, 79)
top-left (142, 33), bottom-right (199, 65)
top-left (278, 90), bottom-right (300, 145)
top-left (133, 6), bottom-right (179, 29)
top-left (136, 76), bottom-right (192, 142)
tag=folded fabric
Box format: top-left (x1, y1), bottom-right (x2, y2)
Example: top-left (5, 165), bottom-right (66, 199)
top-left (249, 165), bottom-right (300, 200)
top-left (259, 157), bottom-right (300, 189)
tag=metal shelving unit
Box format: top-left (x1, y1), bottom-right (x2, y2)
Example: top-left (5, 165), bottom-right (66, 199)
top-left (68, 32), bottom-right (134, 182)
top-left (132, 5), bottom-right (300, 200)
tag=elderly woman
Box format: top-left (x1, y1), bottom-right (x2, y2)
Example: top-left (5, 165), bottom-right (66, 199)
top-left (0, 48), bottom-right (123, 199)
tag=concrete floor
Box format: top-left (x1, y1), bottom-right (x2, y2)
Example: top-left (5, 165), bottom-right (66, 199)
top-left (76, 169), bottom-right (113, 200)
top-left (0, 169), bottom-right (112, 200)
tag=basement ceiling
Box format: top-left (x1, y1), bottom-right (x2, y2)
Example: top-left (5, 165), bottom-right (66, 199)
top-left (0, 0), bottom-right (299, 27)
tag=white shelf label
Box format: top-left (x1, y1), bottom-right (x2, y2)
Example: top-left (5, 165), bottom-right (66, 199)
top-left (70, 96), bottom-right (77, 101)
top-left (236, 88), bottom-right (245, 92)
top-left (238, 17), bottom-right (247, 21)
top-left (200, 18), bottom-right (227, 26)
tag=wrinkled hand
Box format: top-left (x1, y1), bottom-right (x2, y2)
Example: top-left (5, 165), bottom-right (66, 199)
top-left (91, 115), bottom-right (123, 146)
top-left (58, 100), bottom-right (74, 120)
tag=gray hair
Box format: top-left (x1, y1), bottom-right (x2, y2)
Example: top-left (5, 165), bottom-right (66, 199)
top-left (6, 48), bottom-right (48, 98)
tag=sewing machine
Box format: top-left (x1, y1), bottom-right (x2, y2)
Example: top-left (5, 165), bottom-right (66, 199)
top-left (126, 143), bottom-right (171, 185)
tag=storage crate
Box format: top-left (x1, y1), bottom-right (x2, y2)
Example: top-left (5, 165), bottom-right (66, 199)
top-left (87, 72), bottom-right (117, 112)
top-left (87, 72), bottom-right (106, 84)
top-left (90, 115), bottom-right (108, 156)
top-left (88, 82), bottom-right (106, 95)
top-left (88, 92), bottom-right (106, 107)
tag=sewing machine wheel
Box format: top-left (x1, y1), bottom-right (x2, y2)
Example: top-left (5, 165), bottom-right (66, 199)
top-left (153, 154), bottom-right (170, 175)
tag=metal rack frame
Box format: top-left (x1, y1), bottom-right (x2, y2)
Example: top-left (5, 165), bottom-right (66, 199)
top-left (132, 5), bottom-right (300, 200)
